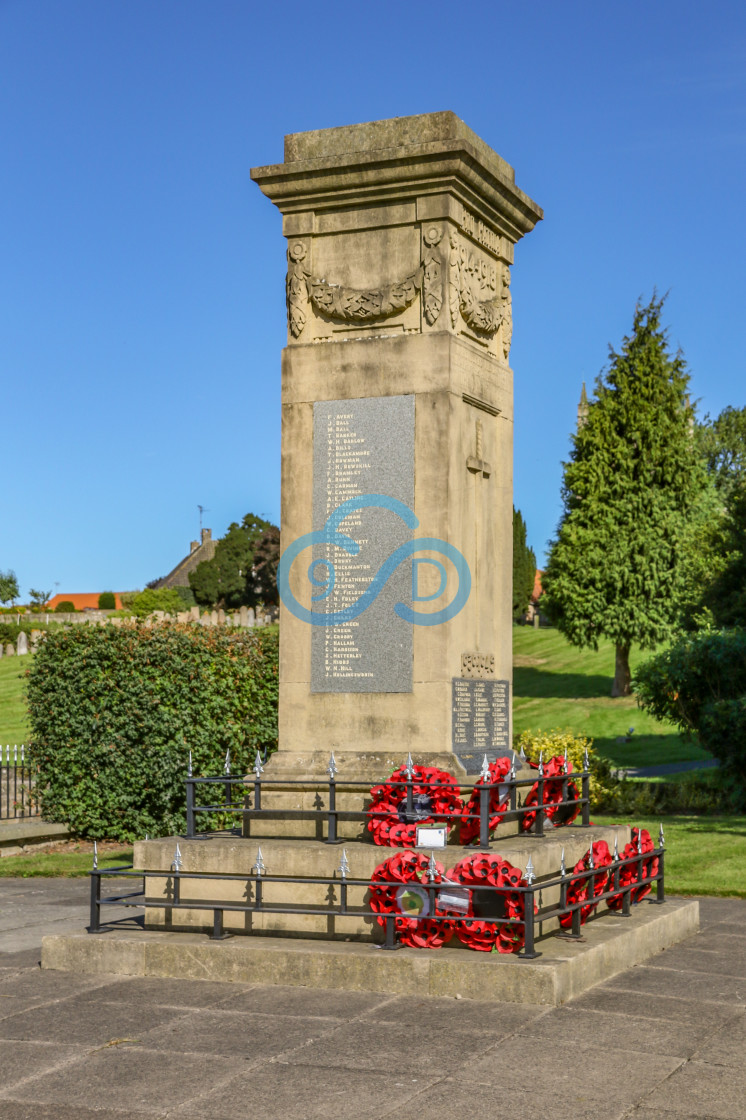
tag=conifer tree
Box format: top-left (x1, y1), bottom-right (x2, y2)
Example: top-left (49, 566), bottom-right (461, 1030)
top-left (512, 507), bottom-right (536, 620)
top-left (542, 295), bottom-right (706, 696)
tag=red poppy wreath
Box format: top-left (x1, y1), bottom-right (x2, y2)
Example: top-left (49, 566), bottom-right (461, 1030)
top-left (607, 827), bottom-right (659, 910)
top-left (520, 755), bottom-right (581, 833)
top-left (559, 839), bottom-right (613, 929)
top-left (443, 852), bottom-right (533, 953)
top-left (366, 764), bottom-right (464, 847)
top-left (459, 758), bottom-right (513, 845)
top-left (368, 850), bottom-right (453, 948)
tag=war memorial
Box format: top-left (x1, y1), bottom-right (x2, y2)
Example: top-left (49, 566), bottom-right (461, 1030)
top-left (42, 113), bottom-right (698, 1004)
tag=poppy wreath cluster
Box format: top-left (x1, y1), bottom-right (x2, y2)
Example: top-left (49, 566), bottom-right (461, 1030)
top-left (520, 755), bottom-right (581, 833)
top-left (368, 850), bottom-right (453, 948)
top-left (559, 839), bottom-right (614, 929)
top-left (607, 828), bottom-right (659, 910)
top-left (459, 758), bottom-right (513, 845)
top-left (367, 765), bottom-right (464, 847)
top-left (443, 852), bottom-right (533, 953)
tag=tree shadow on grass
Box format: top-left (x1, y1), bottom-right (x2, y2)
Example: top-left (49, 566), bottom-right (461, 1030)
top-left (513, 666), bottom-right (613, 699)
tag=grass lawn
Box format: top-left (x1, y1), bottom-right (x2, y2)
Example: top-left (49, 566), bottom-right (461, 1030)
top-left (0, 842), bottom-right (133, 877)
top-left (594, 815), bottom-right (746, 898)
top-left (513, 627), bottom-right (708, 769)
top-left (0, 655), bottom-right (32, 745)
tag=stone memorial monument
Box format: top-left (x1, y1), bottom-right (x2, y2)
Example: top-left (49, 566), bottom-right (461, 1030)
top-left (45, 114), bottom-right (698, 1000)
top-left (251, 111), bottom-right (543, 778)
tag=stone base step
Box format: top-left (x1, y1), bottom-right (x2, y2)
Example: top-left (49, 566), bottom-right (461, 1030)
top-left (133, 825), bottom-right (630, 939)
top-left (41, 896), bottom-right (699, 1007)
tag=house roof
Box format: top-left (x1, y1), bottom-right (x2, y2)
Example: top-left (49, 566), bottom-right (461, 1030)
top-left (46, 593), bottom-right (124, 611)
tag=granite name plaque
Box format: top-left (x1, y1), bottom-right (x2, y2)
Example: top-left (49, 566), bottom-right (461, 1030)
top-left (311, 395), bottom-right (414, 693)
top-left (452, 677), bottom-right (511, 772)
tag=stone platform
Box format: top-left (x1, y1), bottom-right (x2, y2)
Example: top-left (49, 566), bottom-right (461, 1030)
top-left (132, 825), bottom-right (628, 940)
top-left (41, 896), bottom-right (699, 1006)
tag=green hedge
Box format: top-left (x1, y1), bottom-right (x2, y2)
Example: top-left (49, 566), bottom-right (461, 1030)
top-left (27, 622), bottom-right (279, 841)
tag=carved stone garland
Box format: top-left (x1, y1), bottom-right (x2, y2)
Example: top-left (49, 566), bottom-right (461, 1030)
top-left (449, 231), bottom-right (503, 338)
top-left (285, 227), bottom-right (445, 338)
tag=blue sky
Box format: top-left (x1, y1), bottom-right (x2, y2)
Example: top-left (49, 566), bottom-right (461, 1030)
top-left (2, 0), bottom-right (744, 597)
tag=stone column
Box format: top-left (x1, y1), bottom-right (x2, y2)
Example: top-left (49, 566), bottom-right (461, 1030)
top-left (252, 112), bottom-right (541, 778)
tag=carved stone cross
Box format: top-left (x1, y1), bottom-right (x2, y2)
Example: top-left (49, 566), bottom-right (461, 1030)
top-left (467, 420), bottom-right (491, 478)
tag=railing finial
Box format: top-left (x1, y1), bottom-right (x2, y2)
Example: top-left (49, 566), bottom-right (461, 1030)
top-left (525, 855), bottom-right (536, 886)
top-left (338, 848), bottom-right (350, 879)
top-left (187, 749), bottom-right (193, 778)
top-left (327, 752), bottom-right (338, 779)
top-left (255, 847), bottom-right (266, 876)
top-left (658, 822), bottom-right (665, 849)
top-left (253, 751), bottom-right (265, 778)
top-left (223, 749), bottom-right (231, 776)
top-left (172, 842), bottom-right (183, 873)
top-left (405, 752), bottom-right (414, 779)
top-left (92, 840), bottom-right (98, 871)
top-left (480, 754), bottom-right (491, 781)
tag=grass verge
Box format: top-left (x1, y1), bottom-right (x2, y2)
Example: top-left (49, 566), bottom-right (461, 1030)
top-left (0, 655), bottom-right (32, 744)
top-left (594, 814), bottom-right (746, 897)
top-left (0, 842), bottom-right (133, 877)
top-left (513, 627), bottom-right (708, 769)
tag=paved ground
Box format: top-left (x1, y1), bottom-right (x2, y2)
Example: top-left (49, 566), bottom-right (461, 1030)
top-left (0, 878), bottom-right (744, 1119)
top-left (615, 759), bottom-right (720, 778)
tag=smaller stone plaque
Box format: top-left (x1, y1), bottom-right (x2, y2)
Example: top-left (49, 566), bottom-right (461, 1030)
top-left (452, 677), bottom-right (511, 773)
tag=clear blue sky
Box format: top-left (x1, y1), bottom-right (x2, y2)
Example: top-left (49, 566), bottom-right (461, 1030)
top-left (2, 0), bottom-right (744, 597)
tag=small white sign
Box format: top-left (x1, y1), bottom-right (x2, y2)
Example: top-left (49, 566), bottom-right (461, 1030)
top-left (416, 825), bottom-right (447, 848)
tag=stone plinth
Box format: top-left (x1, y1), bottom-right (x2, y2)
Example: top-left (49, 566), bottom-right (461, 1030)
top-left (42, 898), bottom-right (700, 1007)
top-left (251, 112), bottom-right (542, 774)
top-left (134, 827), bottom-right (628, 941)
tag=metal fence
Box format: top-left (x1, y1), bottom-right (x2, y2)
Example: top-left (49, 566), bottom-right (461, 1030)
top-left (185, 751), bottom-right (592, 847)
top-left (0, 744), bottom-right (38, 820)
top-left (87, 833), bottom-right (666, 958)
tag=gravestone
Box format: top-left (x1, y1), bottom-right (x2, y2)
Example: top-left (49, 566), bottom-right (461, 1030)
top-left (4, 644), bottom-right (14, 658)
top-left (253, 113), bottom-right (541, 776)
top-left (16, 632), bottom-right (28, 656)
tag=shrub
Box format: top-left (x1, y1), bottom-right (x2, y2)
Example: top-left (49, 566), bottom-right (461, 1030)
top-left (130, 588), bottom-right (184, 617)
top-left (27, 622), bottom-right (279, 841)
top-left (634, 629), bottom-right (746, 790)
top-left (174, 585), bottom-right (197, 609)
top-left (513, 728), bottom-right (620, 812)
top-left (55, 601), bottom-right (76, 613)
top-left (98, 592), bottom-right (116, 610)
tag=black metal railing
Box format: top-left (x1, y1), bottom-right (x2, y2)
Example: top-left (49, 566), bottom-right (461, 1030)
top-left (87, 835), bottom-right (665, 959)
top-left (185, 752), bottom-right (592, 848)
top-left (1, 744), bottom-right (38, 820)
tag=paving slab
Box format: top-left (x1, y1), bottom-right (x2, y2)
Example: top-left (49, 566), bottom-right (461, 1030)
top-left (0, 992), bottom-right (191, 1045)
top-left (168, 1063), bottom-right (427, 1120)
top-left (601, 963), bottom-right (746, 1005)
top-left (137, 1007), bottom-right (345, 1059)
top-left (643, 1059), bottom-right (746, 1120)
top-left (507, 1004), bottom-right (719, 1058)
top-left (0, 1045), bottom-right (241, 1115)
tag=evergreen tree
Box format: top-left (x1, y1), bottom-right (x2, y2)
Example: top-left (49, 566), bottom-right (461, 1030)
top-left (512, 507), bottom-right (536, 620)
top-left (189, 513), bottom-right (276, 609)
top-left (542, 295), bottom-right (706, 696)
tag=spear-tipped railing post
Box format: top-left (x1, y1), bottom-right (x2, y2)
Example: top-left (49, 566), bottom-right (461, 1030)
top-left (253, 847), bottom-right (265, 910)
top-left (581, 748), bottom-right (591, 827)
top-left (325, 753), bottom-right (341, 844)
top-left (88, 843), bottom-right (102, 934)
top-left (518, 857), bottom-right (539, 960)
top-left (478, 778), bottom-right (491, 849)
top-left (559, 846), bottom-right (568, 913)
top-left (252, 750), bottom-right (263, 814)
top-left (654, 822), bottom-right (666, 904)
top-left (186, 755), bottom-right (195, 839)
top-left (535, 769), bottom-right (545, 838)
top-left (404, 752), bottom-right (414, 820)
top-left (171, 842), bottom-right (182, 906)
top-left (223, 749), bottom-right (232, 811)
top-left (338, 848), bottom-right (350, 914)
